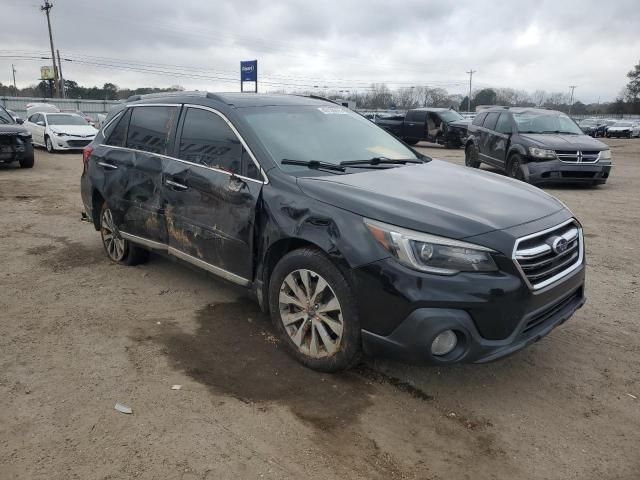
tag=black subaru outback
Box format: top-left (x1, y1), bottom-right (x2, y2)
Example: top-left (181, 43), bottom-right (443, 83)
top-left (81, 93), bottom-right (586, 372)
top-left (0, 105), bottom-right (34, 169)
top-left (464, 107), bottom-right (611, 185)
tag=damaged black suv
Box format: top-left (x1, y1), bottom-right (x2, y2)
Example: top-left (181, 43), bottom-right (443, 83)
top-left (81, 93), bottom-right (586, 372)
top-left (0, 105), bottom-right (34, 168)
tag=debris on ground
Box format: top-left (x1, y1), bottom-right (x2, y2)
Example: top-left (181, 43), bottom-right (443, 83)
top-left (171, 385), bottom-right (182, 390)
top-left (115, 402), bottom-right (133, 414)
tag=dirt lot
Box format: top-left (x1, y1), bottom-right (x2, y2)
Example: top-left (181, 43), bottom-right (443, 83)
top-left (1, 139), bottom-right (639, 480)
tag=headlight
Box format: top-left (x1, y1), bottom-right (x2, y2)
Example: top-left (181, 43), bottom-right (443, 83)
top-left (528, 147), bottom-right (556, 159)
top-left (364, 219), bottom-right (498, 275)
top-left (53, 131), bottom-right (66, 136)
top-left (599, 149), bottom-right (611, 160)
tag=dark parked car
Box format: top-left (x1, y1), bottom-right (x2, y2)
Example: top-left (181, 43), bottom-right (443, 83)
top-left (577, 118), bottom-right (603, 137)
top-left (375, 107), bottom-right (469, 148)
top-left (81, 93), bottom-right (586, 372)
top-left (0, 105), bottom-right (34, 168)
top-left (464, 107), bottom-right (612, 185)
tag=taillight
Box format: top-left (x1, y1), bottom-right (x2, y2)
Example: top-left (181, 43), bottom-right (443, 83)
top-left (82, 146), bottom-right (93, 166)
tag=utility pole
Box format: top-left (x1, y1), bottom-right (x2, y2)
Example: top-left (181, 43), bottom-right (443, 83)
top-left (568, 85), bottom-right (577, 115)
top-left (57, 49), bottom-right (65, 98)
top-left (41, 0), bottom-right (59, 97)
top-left (466, 69), bottom-right (476, 112)
top-left (11, 64), bottom-right (17, 96)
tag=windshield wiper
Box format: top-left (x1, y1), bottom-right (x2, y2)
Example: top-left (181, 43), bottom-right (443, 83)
top-left (540, 130), bottom-right (579, 135)
top-left (339, 157), bottom-right (423, 166)
top-left (281, 159), bottom-right (346, 172)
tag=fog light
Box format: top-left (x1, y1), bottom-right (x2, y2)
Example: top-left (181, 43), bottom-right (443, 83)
top-left (431, 330), bottom-right (457, 356)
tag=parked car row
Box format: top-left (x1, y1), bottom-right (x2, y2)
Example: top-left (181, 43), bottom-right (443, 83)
top-left (577, 118), bottom-right (640, 138)
top-left (80, 92), bottom-right (587, 372)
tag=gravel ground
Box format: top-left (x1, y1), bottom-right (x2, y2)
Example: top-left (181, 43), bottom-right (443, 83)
top-left (1, 138), bottom-right (638, 479)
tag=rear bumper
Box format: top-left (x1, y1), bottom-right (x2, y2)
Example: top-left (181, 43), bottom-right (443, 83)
top-left (526, 159), bottom-right (612, 185)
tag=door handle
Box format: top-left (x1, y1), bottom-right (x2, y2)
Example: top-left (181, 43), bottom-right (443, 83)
top-left (98, 161), bottom-right (118, 170)
top-left (165, 179), bottom-right (188, 191)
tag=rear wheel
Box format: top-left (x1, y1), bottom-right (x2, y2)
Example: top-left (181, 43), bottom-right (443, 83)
top-left (465, 143), bottom-right (481, 168)
top-left (268, 248), bottom-right (361, 372)
top-left (100, 203), bottom-right (149, 265)
top-left (507, 154), bottom-right (526, 182)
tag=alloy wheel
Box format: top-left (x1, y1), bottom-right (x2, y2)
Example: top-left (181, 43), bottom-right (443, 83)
top-left (278, 269), bottom-right (344, 358)
top-left (101, 208), bottom-right (126, 261)
top-left (46, 137), bottom-right (54, 153)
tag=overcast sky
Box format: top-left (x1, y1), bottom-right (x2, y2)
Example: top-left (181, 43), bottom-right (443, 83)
top-left (1, 0), bottom-right (638, 102)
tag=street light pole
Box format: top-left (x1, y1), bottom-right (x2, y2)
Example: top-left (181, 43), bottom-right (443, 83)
top-left (466, 69), bottom-right (476, 112)
top-left (41, 0), bottom-right (59, 97)
top-left (11, 64), bottom-right (17, 96)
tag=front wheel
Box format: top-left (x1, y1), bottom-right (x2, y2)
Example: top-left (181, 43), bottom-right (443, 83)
top-left (465, 143), bottom-right (481, 168)
top-left (19, 147), bottom-right (34, 169)
top-left (45, 136), bottom-right (55, 153)
top-left (268, 248), bottom-right (361, 372)
top-left (100, 203), bottom-right (149, 265)
top-left (507, 154), bottom-right (526, 182)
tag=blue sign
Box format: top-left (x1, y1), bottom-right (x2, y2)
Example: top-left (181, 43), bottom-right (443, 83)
top-left (241, 60), bottom-right (257, 82)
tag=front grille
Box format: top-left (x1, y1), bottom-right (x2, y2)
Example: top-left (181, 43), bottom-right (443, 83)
top-left (561, 171), bottom-right (596, 178)
top-left (555, 150), bottom-right (600, 163)
top-left (67, 139), bottom-right (92, 148)
top-left (513, 220), bottom-right (583, 290)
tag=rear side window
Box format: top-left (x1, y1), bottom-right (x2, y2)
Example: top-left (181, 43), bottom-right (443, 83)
top-left (472, 112), bottom-right (487, 126)
top-left (178, 107), bottom-right (243, 174)
top-left (495, 113), bottom-right (512, 134)
top-left (483, 112), bottom-right (500, 131)
top-left (406, 111), bottom-right (426, 122)
top-left (105, 109), bottom-right (131, 147)
top-left (126, 106), bottom-right (178, 154)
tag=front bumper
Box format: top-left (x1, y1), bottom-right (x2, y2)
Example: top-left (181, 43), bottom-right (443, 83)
top-left (0, 135), bottom-right (32, 163)
top-left (354, 246), bottom-right (585, 365)
top-left (52, 135), bottom-right (94, 150)
top-left (525, 158), bottom-right (611, 185)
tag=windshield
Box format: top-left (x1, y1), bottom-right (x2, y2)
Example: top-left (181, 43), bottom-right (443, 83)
top-left (513, 112), bottom-right (583, 134)
top-left (47, 114), bottom-right (88, 126)
top-left (242, 105), bottom-right (419, 172)
top-left (613, 122), bottom-right (632, 127)
top-left (0, 107), bottom-right (14, 124)
top-left (439, 110), bottom-right (464, 122)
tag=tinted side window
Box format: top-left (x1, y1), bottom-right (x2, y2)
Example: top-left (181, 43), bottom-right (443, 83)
top-left (407, 111), bottom-right (426, 122)
top-left (126, 106), bottom-right (178, 154)
top-left (483, 112), bottom-right (500, 131)
top-left (178, 108), bottom-right (242, 174)
top-left (105, 109), bottom-right (131, 147)
top-left (495, 113), bottom-right (512, 134)
top-left (29, 113), bottom-right (41, 123)
top-left (472, 112), bottom-right (487, 126)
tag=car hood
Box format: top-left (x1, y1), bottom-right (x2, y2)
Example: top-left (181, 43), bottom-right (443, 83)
top-left (49, 125), bottom-right (98, 136)
top-left (520, 133), bottom-right (608, 150)
top-left (297, 160), bottom-right (565, 240)
top-left (0, 124), bottom-right (30, 135)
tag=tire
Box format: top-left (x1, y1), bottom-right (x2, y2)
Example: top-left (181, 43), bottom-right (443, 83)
top-left (404, 138), bottom-right (419, 145)
top-left (45, 136), bottom-right (55, 153)
top-left (507, 154), bottom-right (526, 182)
top-left (268, 247), bottom-right (361, 372)
top-left (19, 146), bottom-right (34, 169)
top-left (99, 203), bottom-right (149, 266)
top-left (464, 143), bottom-right (481, 168)
top-left (606, 133), bottom-right (611, 138)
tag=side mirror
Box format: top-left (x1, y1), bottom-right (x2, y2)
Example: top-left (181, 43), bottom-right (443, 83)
top-left (36, 121), bottom-right (45, 127)
top-left (16, 118), bottom-right (24, 124)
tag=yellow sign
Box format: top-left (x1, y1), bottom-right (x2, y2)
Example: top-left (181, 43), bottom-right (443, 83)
top-left (40, 65), bottom-right (53, 80)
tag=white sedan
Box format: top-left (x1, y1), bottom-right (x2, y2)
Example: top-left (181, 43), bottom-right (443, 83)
top-left (25, 112), bottom-right (98, 152)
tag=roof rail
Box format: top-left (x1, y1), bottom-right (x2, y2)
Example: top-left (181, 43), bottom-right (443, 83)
top-left (299, 94), bottom-right (341, 105)
top-left (125, 91), bottom-right (208, 102)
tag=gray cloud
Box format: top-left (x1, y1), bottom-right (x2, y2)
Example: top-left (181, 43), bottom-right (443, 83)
top-left (1, 0), bottom-right (638, 102)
